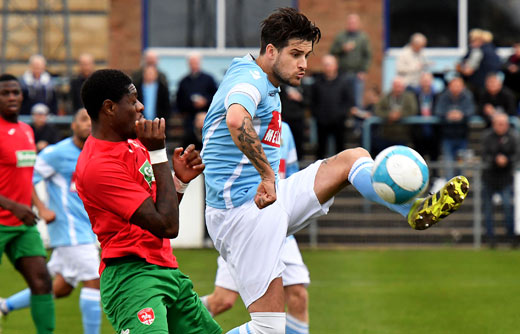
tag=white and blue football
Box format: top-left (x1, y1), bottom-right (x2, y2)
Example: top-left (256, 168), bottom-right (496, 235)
top-left (371, 145), bottom-right (429, 204)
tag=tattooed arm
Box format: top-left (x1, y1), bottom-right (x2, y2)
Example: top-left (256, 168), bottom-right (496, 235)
top-left (226, 103), bottom-right (276, 209)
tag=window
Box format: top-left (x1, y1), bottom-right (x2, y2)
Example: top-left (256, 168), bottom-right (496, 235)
top-left (388, 0), bottom-right (458, 48)
top-left (468, 0), bottom-right (520, 47)
top-left (146, 0), bottom-right (294, 49)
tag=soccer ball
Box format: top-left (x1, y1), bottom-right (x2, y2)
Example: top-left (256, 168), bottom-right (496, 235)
top-left (371, 145), bottom-right (429, 204)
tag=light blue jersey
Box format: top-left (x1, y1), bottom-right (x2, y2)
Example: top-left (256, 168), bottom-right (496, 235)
top-left (33, 137), bottom-right (96, 247)
top-left (202, 54), bottom-right (282, 209)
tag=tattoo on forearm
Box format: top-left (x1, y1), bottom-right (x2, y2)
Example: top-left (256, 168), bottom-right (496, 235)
top-left (236, 117), bottom-right (270, 175)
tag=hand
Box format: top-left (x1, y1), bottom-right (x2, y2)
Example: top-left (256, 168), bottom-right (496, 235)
top-left (388, 110), bottom-right (402, 123)
top-left (11, 202), bottom-right (38, 226)
top-left (508, 64), bottom-right (518, 73)
top-left (496, 154), bottom-right (508, 167)
top-left (136, 118), bottom-right (166, 151)
top-left (39, 206), bottom-right (56, 224)
top-left (447, 109), bottom-right (463, 122)
top-left (254, 178), bottom-right (276, 209)
top-left (287, 87), bottom-right (303, 102)
top-left (357, 72), bottom-right (366, 80)
top-left (483, 104), bottom-right (496, 117)
top-left (193, 96), bottom-right (208, 109)
top-left (172, 144), bottom-right (205, 183)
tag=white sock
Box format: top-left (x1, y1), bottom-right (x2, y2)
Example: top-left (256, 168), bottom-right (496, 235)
top-left (286, 314), bottom-right (309, 334)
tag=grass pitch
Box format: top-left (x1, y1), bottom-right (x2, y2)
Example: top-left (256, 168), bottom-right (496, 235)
top-left (1, 248), bottom-right (520, 333)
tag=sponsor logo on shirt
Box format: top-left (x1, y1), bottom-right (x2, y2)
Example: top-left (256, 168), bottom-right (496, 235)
top-left (139, 160), bottom-right (155, 188)
top-left (16, 150), bottom-right (36, 167)
top-left (261, 111), bottom-right (281, 147)
top-left (137, 307), bottom-right (155, 325)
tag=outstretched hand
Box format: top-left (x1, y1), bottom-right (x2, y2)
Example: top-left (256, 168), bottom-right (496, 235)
top-left (172, 144), bottom-right (205, 183)
top-left (254, 178), bottom-right (276, 209)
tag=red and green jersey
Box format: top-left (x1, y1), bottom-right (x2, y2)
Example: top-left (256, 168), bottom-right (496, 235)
top-left (75, 136), bottom-right (178, 274)
top-left (0, 117), bottom-right (36, 226)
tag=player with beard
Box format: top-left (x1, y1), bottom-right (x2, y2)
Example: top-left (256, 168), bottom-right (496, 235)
top-left (202, 8), bottom-right (469, 334)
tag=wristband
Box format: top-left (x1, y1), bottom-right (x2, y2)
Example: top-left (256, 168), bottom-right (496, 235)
top-left (149, 148), bottom-right (168, 164)
top-left (173, 174), bottom-right (189, 193)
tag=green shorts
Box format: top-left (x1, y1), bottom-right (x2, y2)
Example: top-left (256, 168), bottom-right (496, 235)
top-left (0, 224), bottom-right (47, 265)
top-left (100, 257), bottom-right (222, 334)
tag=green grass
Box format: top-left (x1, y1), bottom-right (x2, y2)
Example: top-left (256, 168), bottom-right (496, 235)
top-left (2, 248), bottom-right (520, 333)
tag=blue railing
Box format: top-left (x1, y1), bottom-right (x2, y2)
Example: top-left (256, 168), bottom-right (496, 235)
top-left (361, 115), bottom-right (520, 151)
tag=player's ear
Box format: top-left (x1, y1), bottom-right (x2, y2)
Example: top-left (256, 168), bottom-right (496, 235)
top-left (101, 99), bottom-right (115, 116)
top-left (265, 43), bottom-right (277, 60)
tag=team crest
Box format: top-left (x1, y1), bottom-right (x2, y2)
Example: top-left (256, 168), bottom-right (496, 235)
top-left (137, 307), bottom-right (155, 325)
top-left (261, 111), bottom-right (281, 147)
top-left (139, 160), bottom-right (155, 188)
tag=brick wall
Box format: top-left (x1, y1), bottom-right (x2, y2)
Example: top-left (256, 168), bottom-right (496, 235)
top-left (300, 0), bottom-right (384, 95)
top-left (108, 0), bottom-right (142, 73)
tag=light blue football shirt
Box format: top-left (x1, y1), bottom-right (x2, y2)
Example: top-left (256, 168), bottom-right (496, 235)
top-left (202, 54), bottom-right (282, 209)
top-left (33, 137), bottom-right (96, 247)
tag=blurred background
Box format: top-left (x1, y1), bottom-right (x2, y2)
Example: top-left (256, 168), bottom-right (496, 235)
top-left (3, 0), bottom-right (520, 249)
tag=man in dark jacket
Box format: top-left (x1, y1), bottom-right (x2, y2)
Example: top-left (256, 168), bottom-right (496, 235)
top-left (311, 55), bottom-right (353, 159)
top-left (481, 112), bottom-right (520, 248)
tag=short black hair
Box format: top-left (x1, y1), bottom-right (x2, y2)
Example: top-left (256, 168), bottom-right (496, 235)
top-left (260, 7), bottom-right (321, 54)
top-left (80, 69), bottom-right (132, 121)
top-left (0, 74), bottom-right (19, 83)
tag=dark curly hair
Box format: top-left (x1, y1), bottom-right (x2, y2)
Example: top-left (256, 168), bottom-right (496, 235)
top-left (260, 7), bottom-right (321, 55)
top-left (80, 69), bottom-right (132, 121)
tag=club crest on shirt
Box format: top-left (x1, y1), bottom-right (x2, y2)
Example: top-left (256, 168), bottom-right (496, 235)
top-left (139, 160), bottom-right (155, 188)
top-left (137, 307), bottom-right (155, 325)
top-left (261, 111), bottom-right (281, 147)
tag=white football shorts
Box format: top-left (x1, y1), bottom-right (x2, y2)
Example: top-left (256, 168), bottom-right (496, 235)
top-left (205, 160), bottom-right (333, 307)
top-left (215, 235), bottom-right (310, 291)
top-left (47, 243), bottom-right (100, 287)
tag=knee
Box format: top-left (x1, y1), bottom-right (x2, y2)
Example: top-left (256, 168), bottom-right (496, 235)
top-left (286, 286), bottom-right (308, 315)
top-left (28, 271), bottom-right (53, 295)
top-left (210, 293), bottom-right (237, 316)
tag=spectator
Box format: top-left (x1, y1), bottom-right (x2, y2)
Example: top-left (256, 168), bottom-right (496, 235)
top-left (30, 103), bottom-right (60, 153)
top-left (69, 53), bottom-right (95, 113)
top-left (329, 13), bottom-right (372, 107)
top-left (477, 73), bottom-right (517, 127)
top-left (434, 77), bottom-right (475, 178)
top-left (458, 29), bottom-right (501, 95)
top-left (181, 111), bottom-right (206, 151)
top-left (176, 52), bottom-right (218, 141)
top-left (134, 65), bottom-right (171, 121)
top-left (373, 76), bottom-right (418, 154)
top-left (396, 33), bottom-right (430, 89)
top-left (350, 84), bottom-right (379, 144)
top-left (481, 112), bottom-right (520, 248)
top-left (131, 49), bottom-right (168, 87)
top-left (310, 54), bottom-right (354, 159)
top-left (411, 72), bottom-right (441, 172)
top-left (20, 54), bottom-right (57, 115)
top-left (503, 42), bottom-right (520, 103)
top-left (280, 84), bottom-right (308, 160)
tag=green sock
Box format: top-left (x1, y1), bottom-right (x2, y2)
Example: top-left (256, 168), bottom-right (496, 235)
top-left (30, 294), bottom-right (55, 334)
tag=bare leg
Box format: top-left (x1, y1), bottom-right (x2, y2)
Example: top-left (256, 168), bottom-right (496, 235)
top-left (314, 147), bottom-right (371, 204)
top-left (284, 284), bottom-right (308, 323)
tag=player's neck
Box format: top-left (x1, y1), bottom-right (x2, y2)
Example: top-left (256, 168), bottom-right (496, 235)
top-left (72, 135), bottom-right (86, 150)
top-left (255, 55), bottom-right (280, 87)
top-left (0, 113), bottom-right (18, 123)
top-left (90, 123), bottom-right (125, 143)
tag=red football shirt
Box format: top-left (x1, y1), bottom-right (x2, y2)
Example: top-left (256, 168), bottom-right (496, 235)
top-left (0, 117), bottom-right (36, 226)
top-left (75, 136), bottom-right (178, 273)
